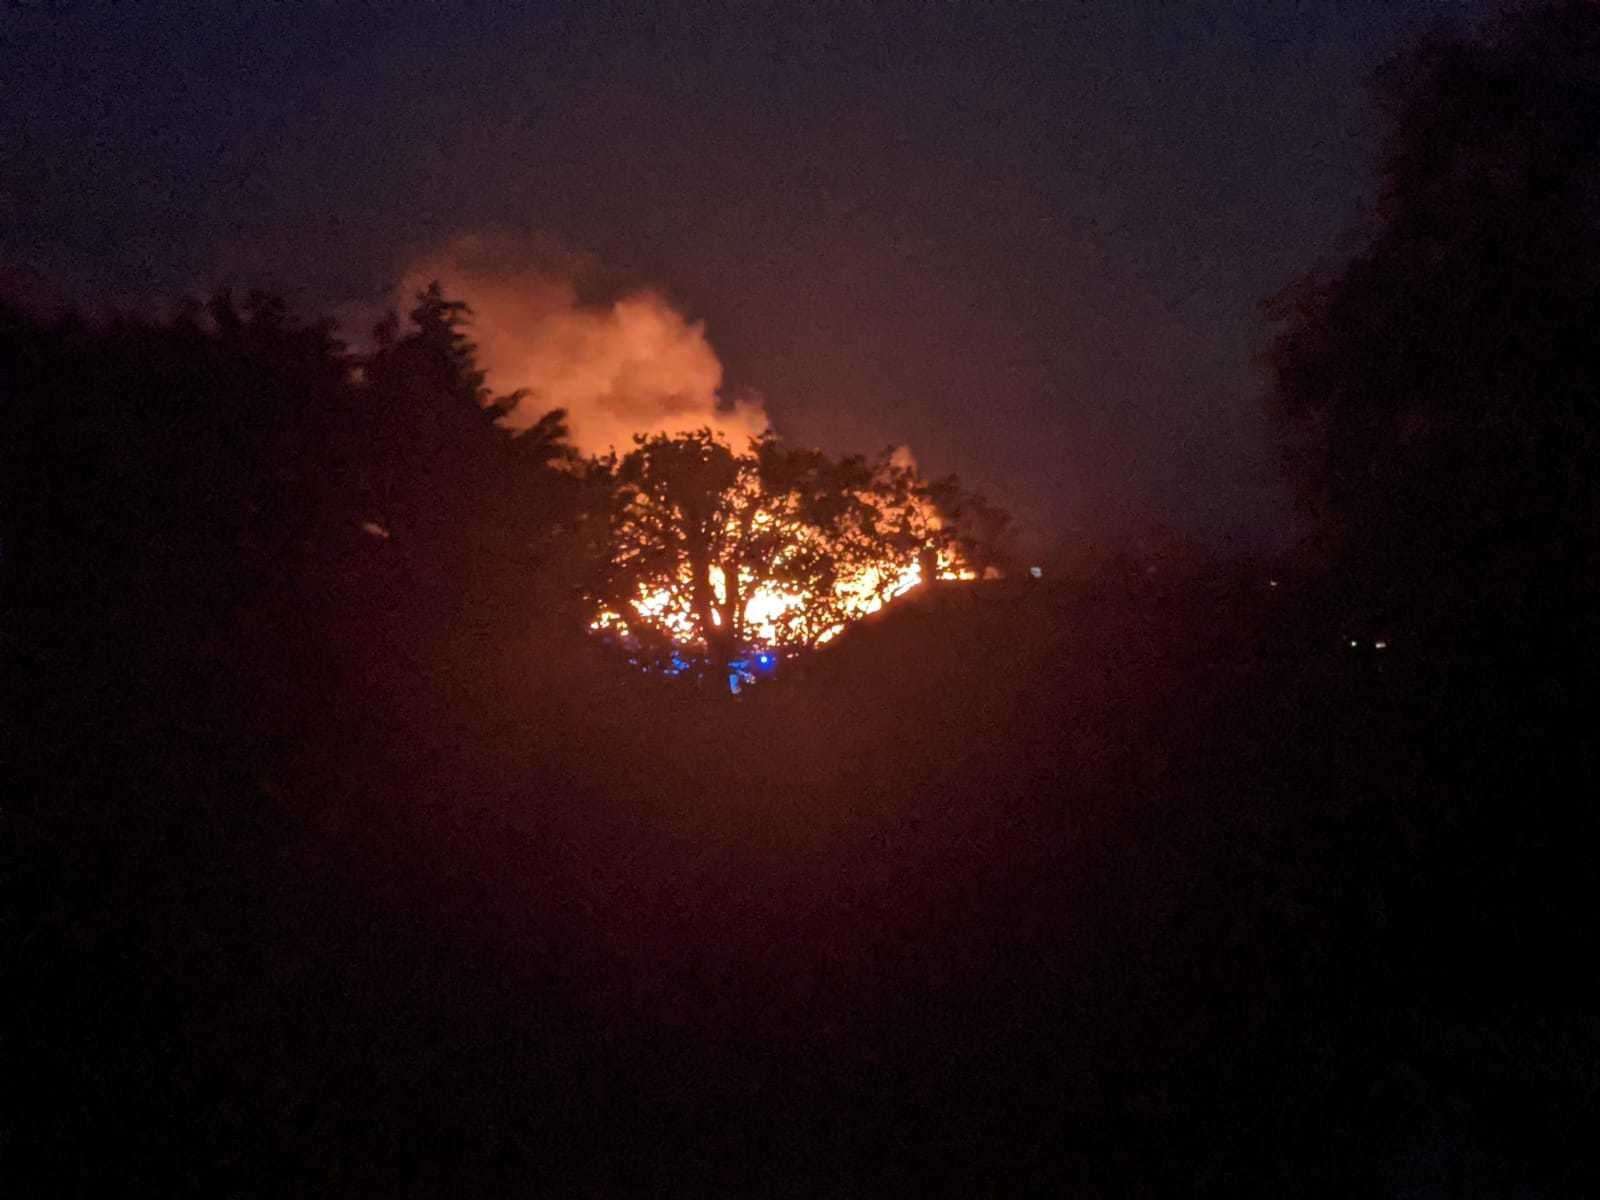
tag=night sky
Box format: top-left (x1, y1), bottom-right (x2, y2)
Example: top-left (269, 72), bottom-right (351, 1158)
top-left (2, 2), bottom-right (1492, 550)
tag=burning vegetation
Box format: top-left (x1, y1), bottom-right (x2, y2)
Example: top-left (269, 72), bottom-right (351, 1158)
top-left (583, 429), bottom-right (1007, 685)
top-left (377, 235), bottom-right (1014, 686)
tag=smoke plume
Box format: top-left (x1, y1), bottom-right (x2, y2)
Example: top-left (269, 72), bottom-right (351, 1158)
top-left (397, 235), bottom-right (766, 455)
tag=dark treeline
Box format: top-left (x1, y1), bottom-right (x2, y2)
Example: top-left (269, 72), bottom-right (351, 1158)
top-left (7, 3), bottom-right (1600, 1193)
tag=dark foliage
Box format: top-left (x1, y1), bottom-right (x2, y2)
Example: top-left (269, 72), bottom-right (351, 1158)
top-left (6, 7), bottom-right (1600, 1191)
top-left (1266, 0), bottom-right (1600, 653)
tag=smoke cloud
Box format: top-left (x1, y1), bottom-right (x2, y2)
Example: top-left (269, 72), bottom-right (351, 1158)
top-left (397, 235), bottom-right (766, 455)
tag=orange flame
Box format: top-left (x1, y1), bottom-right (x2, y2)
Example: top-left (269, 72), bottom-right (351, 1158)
top-left (590, 546), bottom-right (974, 650)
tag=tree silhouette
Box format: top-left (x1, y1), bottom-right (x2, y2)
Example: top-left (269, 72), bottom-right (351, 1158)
top-left (1266, 0), bottom-right (1600, 648)
top-left (355, 282), bottom-right (576, 640)
top-left (584, 430), bottom-right (999, 678)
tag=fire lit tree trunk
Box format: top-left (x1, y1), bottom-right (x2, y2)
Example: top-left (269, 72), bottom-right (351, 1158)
top-left (720, 560), bottom-right (742, 650)
top-left (689, 549), bottom-right (735, 679)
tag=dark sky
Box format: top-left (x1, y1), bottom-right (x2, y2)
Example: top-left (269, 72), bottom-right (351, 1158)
top-left (2, 1), bottom-right (1492, 550)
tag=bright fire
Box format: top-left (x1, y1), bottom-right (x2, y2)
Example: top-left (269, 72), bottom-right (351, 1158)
top-left (589, 552), bottom-right (975, 651)
top-left (585, 431), bottom-right (984, 672)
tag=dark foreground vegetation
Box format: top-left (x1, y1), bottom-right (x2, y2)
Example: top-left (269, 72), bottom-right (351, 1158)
top-left (7, 4), bottom-right (1600, 1193)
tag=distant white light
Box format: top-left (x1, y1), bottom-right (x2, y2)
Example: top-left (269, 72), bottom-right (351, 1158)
top-left (1350, 640), bottom-right (1359, 648)
top-left (1375, 640), bottom-right (1388, 650)
top-left (359, 520), bottom-right (391, 540)
top-left (1269, 579), bottom-right (1278, 588)
top-left (1029, 565), bottom-right (1043, 579)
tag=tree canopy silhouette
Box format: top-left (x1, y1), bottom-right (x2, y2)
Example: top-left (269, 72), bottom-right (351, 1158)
top-left (0, 281), bottom-right (584, 688)
top-left (584, 429), bottom-right (1008, 676)
top-left (1266, 0), bottom-right (1600, 647)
